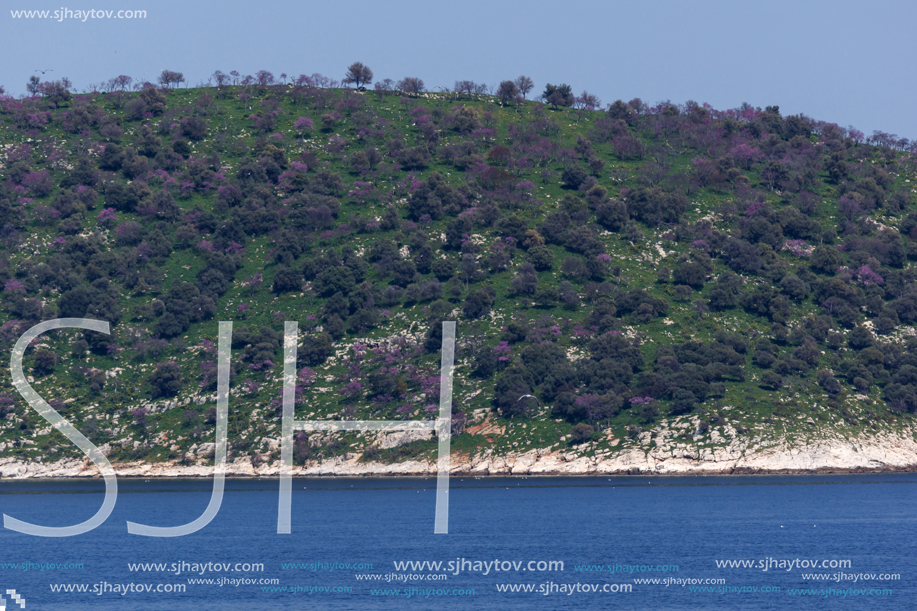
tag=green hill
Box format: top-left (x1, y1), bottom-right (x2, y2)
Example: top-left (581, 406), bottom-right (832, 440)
top-left (1, 78), bottom-right (916, 470)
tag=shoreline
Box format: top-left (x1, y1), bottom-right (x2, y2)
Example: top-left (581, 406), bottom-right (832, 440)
top-left (3, 466), bottom-right (917, 479)
top-left (3, 430), bottom-right (917, 478)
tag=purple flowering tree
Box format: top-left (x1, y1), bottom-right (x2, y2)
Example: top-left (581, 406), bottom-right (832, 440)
top-left (856, 265), bottom-right (883, 285)
top-left (341, 381), bottom-right (363, 401)
top-left (494, 341), bottom-right (512, 363)
top-left (97, 207), bottom-right (117, 227)
top-left (4, 279), bottom-right (25, 294)
top-left (729, 144), bottom-right (763, 169)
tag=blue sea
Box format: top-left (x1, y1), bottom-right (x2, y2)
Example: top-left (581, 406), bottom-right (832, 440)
top-left (0, 474), bottom-right (915, 609)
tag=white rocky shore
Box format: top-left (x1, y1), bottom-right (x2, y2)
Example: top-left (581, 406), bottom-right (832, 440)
top-left (2, 429), bottom-right (917, 478)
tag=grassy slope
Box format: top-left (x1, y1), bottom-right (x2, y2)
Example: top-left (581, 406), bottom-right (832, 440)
top-left (1, 84), bottom-right (916, 468)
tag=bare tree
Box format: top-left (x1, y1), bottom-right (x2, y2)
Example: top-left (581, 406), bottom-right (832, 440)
top-left (373, 78), bottom-right (395, 100)
top-left (103, 75), bottom-right (132, 92)
top-left (574, 90), bottom-right (601, 111)
top-left (343, 62), bottom-right (373, 89)
top-left (158, 69), bottom-right (185, 89)
top-left (514, 75), bottom-right (534, 99)
top-left (397, 77), bottom-right (425, 95)
top-left (454, 80), bottom-right (475, 97)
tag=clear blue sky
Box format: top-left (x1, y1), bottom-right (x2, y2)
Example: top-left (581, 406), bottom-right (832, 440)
top-left (3, 0), bottom-right (916, 139)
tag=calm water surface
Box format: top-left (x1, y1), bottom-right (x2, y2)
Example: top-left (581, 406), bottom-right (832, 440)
top-left (0, 474), bottom-right (914, 609)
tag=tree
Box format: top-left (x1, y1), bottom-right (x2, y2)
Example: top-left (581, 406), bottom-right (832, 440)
top-left (149, 362), bottom-right (182, 397)
top-left (374, 79), bottom-right (396, 99)
top-left (779, 273), bottom-right (809, 301)
top-left (33, 349), bottom-right (58, 376)
top-left (109, 75), bottom-right (132, 91)
top-left (397, 146), bottom-right (431, 171)
top-left (348, 308), bottom-right (378, 334)
top-left (299, 333), bottom-right (333, 366)
top-left (391, 259), bottom-right (417, 287)
top-left (397, 77), bottom-right (425, 95)
top-left (574, 91), bottom-right (601, 111)
top-left (510, 262), bottom-right (538, 295)
top-left (26, 75), bottom-right (40, 95)
top-left (253, 70), bottom-right (274, 87)
top-left (181, 117), bottom-right (208, 140)
top-left (570, 423), bottom-right (594, 444)
top-left (272, 266), bottom-right (303, 293)
top-left (315, 267), bottom-right (355, 297)
top-left (30, 78), bottom-right (71, 104)
top-left (365, 147), bottom-right (382, 169)
top-left (172, 140), bottom-right (191, 157)
top-left (669, 388), bottom-right (697, 415)
top-left (672, 261), bottom-right (706, 290)
top-left (810, 245), bottom-right (842, 274)
top-left (760, 371), bottom-right (783, 390)
top-left (59, 285), bottom-right (93, 318)
top-left (158, 70), bottom-right (185, 89)
top-left (99, 143), bottom-right (125, 170)
top-left (848, 326), bottom-right (874, 350)
top-left (463, 287), bottom-right (495, 318)
top-left (825, 152), bottom-right (848, 184)
top-left (760, 160), bottom-right (789, 191)
top-left (561, 166), bottom-right (588, 190)
top-left (542, 83), bottom-right (574, 108)
top-left (294, 116), bottom-right (314, 136)
top-left (527, 245), bottom-right (554, 271)
top-left (886, 383), bottom-right (917, 413)
top-left (432, 258), bottom-right (456, 281)
top-left (343, 62), bottom-right (373, 89)
top-left (596, 201), bottom-right (628, 231)
top-left (607, 99), bottom-right (632, 120)
top-left (817, 370), bottom-right (842, 394)
top-left (514, 75), bottom-right (534, 99)
top-left (494, 365), bottom-right (534, 417)
top-left (454, 80), bottom-right (487, 97)
top-left (71, 339), bottom-right (89, 360)
top-left (497, 80), bottom-right (519, 104)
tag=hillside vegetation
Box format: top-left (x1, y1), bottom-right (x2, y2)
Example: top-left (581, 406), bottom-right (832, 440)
top-left (2, 72), bottom-right (917, 468)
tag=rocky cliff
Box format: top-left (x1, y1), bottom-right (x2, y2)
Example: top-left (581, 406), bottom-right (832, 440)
top-left (3, 426), bottom-right (916, 478)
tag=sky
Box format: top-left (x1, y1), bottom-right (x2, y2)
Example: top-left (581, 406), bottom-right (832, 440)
top-left (2, 0), bottom-right (916, 140)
